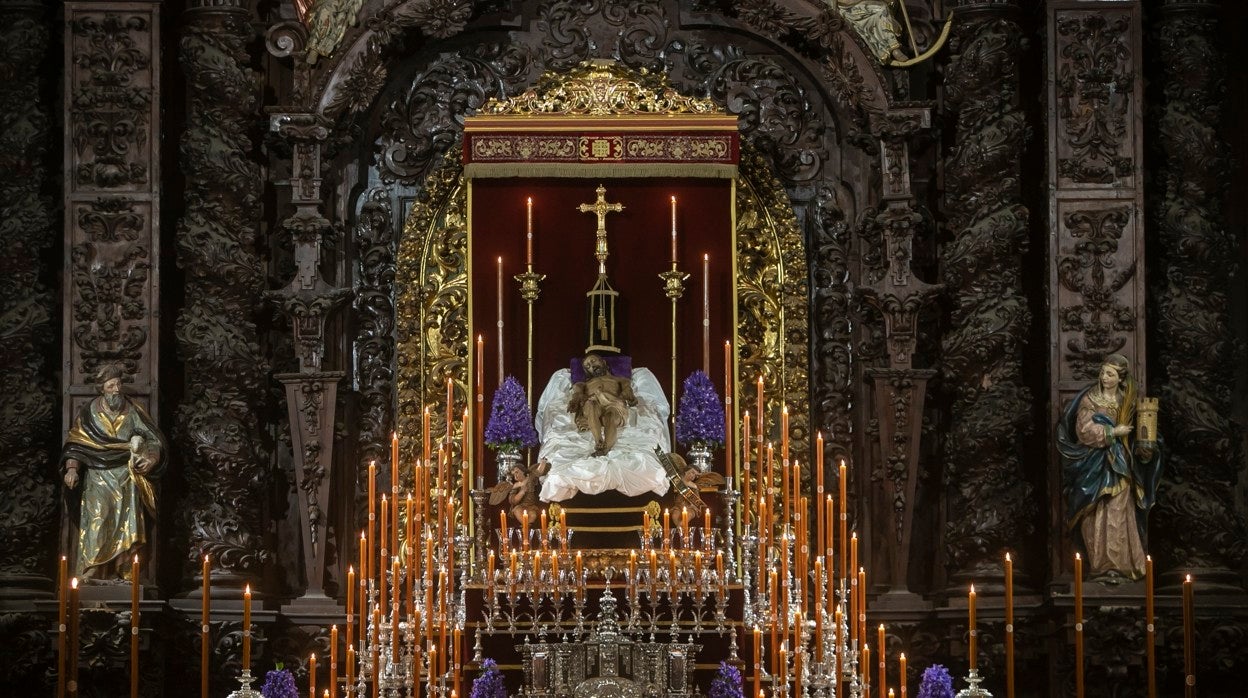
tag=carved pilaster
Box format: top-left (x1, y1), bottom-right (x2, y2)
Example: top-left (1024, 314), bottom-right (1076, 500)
top-left (0, 0), bottom-right (59, 593)
top-left (62, 2), bottom-right (161, 427)
top-left (175, 0), bottom-right (271, 584)
top-left (859, 109), bottom-right (939, 605)
top-left (268, 30), bottom-right (351, 605)
top-left (940, 0), bottom-right (1035, 583)
top-left (353, 190), bottom-right (396, 523)
top-left (1146, 0), bottom-right (1246, 589)
top-left (1046, 0), bottom-right (1147, 578)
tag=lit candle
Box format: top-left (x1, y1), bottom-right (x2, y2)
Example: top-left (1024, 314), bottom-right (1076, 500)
top-left (862, 644), bottom-right (871, 698)
top-left (345, 566), bottom-right (354, 671)
top-left (1183, 574), bottom-right (1194, 698)
top-left (663, 509), bottom-right (671, 548)
top-left (670, 196), bottom-right (677, 263)
top-left (755, 376), bottom-right (764, 473)
top-left (500, 510), bottom-right (509, 551)
top-left (629, 550), bottom-right (637, 585)
top-left (781, 404), bottom-right (789, 470)
top-left (1146, 556), bottom-right (1155, 698)
top-left (201, 555), bottom-right (210, 698)
top-left (669, 550), bottom-right (678, 583)
top-left (575, 551), bottom-right (584, 586)
top-left (560, 509), bottom-right (568, 553)
top-left (850, 533), bottom-right (858, 645)
top-left (390, 431), bottom-right (399, 499)
top-left (702, 253), bottom-right (710, 372)
top-left (423, 407), bottom-right (431, 466)
top-left (445, 376), bottom-right (454, 452)
top-left (357, 530), bottom-right (366, 598)
top-left (681, 506), bottom-right (690, 548)
top-left (131, 554), bottom-right (140, 698)
top-left (716, 550), bottom-right (725, 595)
top-left (742, 412), bottom-right (751, 524)
top-left (242, 585), bottom-right (252, 670)
top-left (380, 494), bottom-right (389, 612)
top-left (308, 653), bottom-right (316, 698)
top-left (834, 604), bottom-right (844, 681)
top-left (345, 646), bottom-right (354, 698)
top-left (496, 256), bottom-right (504, 382)
top-left (329, 626), bottom-right (338, 698)
top-left (540, 510), bottom-right (549, 550)
top-left (649, 550), bottom-right (658, 584)
top-left (69, 578), bottom-right (79, 696)
top-left (704, 507), bottom-right (712, 546)
top-left (859, 567), bottom-right (868, 649)
top-left (839, 459), bottom-right (848, 580)
top-left (878, 623), bottom-right (887, 698)
top-left (476, 335), bottom-right (484, 464)
top-left (968, 583), bottom-right (977, 671)
top-left (487, 551), bottom-right (496, 591)
top-left (509, 550), bottom-right (517, 579)
top-left (521, 510), bottom-right (529, 551)
top-left (526, 197), bottom-right (534, 266)
top-left (1006, 552), bottom-right (1015, 698)
top-left (900, 652), bottom-right (907, 698)
top-left (1074, 554), bottom-right (1083, 697)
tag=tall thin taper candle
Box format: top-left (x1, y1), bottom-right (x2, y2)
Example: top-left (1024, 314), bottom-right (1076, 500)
top-left (308, 653), bottom-right (316, 698)
top-left (526, 197), bottom-right (533, 265)
top-left (724, 340), bottom-right (733, 481)
top-left (476, 335), bottom-right (484, 466)
top-left (496, 256), bottom-right (504, 383)
top-left (1146, 556), bottom-right (1155, 698)
top-left (1183, 574), bottom-right (1194, 697)
top-left (69, 577), bottom-right (79, 698)
top-left (670, 196), bottom-right (678, 263)
top-left (839, 460), bottom-right (848, 580)
top-left (1074, 552), bottom-right (1084, 698)
top-left (816, 432), bottom-right (824, 564)
top-left (702, 254), bottom-right (710, 372)
top-left (423, 407), bottom-right (431, 468)
top-left (346, 566), bottom-right (354, 675)
top-left (201, 556), bottom-right (210, 698)
top-left (742, 412), bottom-right (751, 524)
top-left (756, 376), bottom-right (764, 475)
top-left (899, 652), bottom-right (907, 698)
top-left (367, 462), bottom-right (376, 583)
top-left (58, 556), bottom-right (68, 698)
top-left (878, 624), bottom-right (886, 698)
top-left (862, 644), bottom-right (871, 698)
top-left (445, 376), bottom-right (454, 451)
top-left (131, 555), bottom-right (140, 698)
top-left (968, 583), bottom-right (977, 670)
top-left (1005, 552), bottom-right (1015, 698)
top-left (242, 584), bottom-right (252, 670)
top-left (329, 626), bottom-right (338, 698)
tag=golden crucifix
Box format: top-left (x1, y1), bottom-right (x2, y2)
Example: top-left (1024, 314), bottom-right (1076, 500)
top-left (577, 184), bottom-right (625, 273)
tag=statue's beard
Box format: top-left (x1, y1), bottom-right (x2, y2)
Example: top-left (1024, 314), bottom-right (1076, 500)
top-left (104, 394), bottom-right (123, 411)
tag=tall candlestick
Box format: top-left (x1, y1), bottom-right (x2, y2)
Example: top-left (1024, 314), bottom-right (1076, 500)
top-left (742, 411), bottom-right (751, 524)
top-left (367, 462), bottom-right (376, 583)
top-left (753, 625), bottom-right (762, 698)
top-left (380, 494), bottom-right (389, 613)
top-left (702, 254), bottom-right (710, 373)
top-left (670, 196), bottom-right (678, 263)
top-left (69, 577), bottom-right (79, 698)
top-left (755, 376), bottom-right (764, 475)
top-left (346, 566), bottom-right (354, 674)
top-left (839, 460), bottom-right (848, 580)
top-left (1146, 556), bottom-right (1155, 698)
top-left (878, 624), bottom-right (887, 698)
top-left (58, 556), bottom-right (68, 698)
top-left (329, 626), bottom-right (338, 698)
top-left (1005, 552), bottom-right (1015, 698)
top-left (850, 533), bottom-right (858, 645)
top-left (242, 585), bottom-right (252, 670)
top-left (476, 335), bottom-right (484, 465)
top-left (131, 555), bottom-right (140, 698)
top-left (899, 652), bottom-right (907, 698)
top-left (308, 653), bottom-right (316, 698)
top-left (496, 256), bottom-right (504, 383)
top-left (1074, 554), bottom-right (1083, 698)
top-left (1183, 574), bottom-right (1194, 698)
top-left (526, 197), bottom-right (534, 265)
top-left (724, 340), bottom-right (733, 482)
top-left (968, 583), bottom-right (977, 671)
top-left (816, 432), bottom-right (824, 561)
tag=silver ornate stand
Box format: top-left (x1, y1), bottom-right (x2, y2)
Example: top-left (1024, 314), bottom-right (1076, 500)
top-left (227, 669), bottom-right (261, 698)
top-left (955, 668), bottom-right (993, 698)
top-left (687, 442), bottom-right (713, 472)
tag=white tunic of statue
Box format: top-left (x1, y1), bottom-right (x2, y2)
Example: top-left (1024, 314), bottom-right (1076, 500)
top-left (536, 367), bottom-right (671, 502)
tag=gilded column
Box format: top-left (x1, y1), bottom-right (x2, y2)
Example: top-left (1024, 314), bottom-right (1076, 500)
top-left (176, 0), bottom-right (271, 585)
top-left (940, 0), bottom-right (1035, 582)
top-left (1147, 0), bottom-right (1245, 589)
top-left (0, 0), bottom-right (58, 597)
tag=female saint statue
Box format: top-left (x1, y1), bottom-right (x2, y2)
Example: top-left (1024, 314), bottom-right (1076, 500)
top-left (1058, 354), bottom-right (1164, 581)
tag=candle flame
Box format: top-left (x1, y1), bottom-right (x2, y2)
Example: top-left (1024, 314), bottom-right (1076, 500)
top-left (970, 584), bottom-right (976, 593)
top-left (1075, 552), bottom-right (1081, 561)
top-left (1186, 574), bottom-right (1192, 582)
top-left (244, 584), bottom-right (250, 594)
top-left (71, 577), bottom-right (79, 589)
top-left (1005, 552), bottom-right (1012, 562)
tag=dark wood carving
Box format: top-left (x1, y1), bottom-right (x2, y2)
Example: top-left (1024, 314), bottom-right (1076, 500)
top-left (1146, 0), bottom-right (1246, 586)
top-left (175, 0), bottom-right (271, 581)
top-left (940, 0), bottom-right (1035, 580)
top-left (0, 0), bottom-right (58, 585)
top-left (62, 2), bottom-right (160, 430)
top-left (0, 612), bottom-right (55, 694)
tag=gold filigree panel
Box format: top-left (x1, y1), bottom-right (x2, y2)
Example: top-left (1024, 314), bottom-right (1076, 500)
top-left (477, 59), bottom-right (721, 116)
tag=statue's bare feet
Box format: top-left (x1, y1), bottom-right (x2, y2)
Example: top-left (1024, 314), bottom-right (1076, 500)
top-left (592, 443), bottom-right (609, 457)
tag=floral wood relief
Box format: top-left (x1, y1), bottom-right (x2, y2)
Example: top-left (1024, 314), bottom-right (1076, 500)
top-left (1057, 206), bottom-right (1136, 380)
top-left (1055, 12), bottom-right (1135, 187)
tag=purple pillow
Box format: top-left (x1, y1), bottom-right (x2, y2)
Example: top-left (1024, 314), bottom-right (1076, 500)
top-left (570, 355), bottom-right (632, 383)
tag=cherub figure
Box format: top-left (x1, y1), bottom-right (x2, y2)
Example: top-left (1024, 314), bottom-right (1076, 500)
top-left (489, 458), bottom-right (551, 525)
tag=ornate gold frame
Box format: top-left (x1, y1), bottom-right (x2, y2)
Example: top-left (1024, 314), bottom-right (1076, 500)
top-left (394, 66), bottom-right (810, 493)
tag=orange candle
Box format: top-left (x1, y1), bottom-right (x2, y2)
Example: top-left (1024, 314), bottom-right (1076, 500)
top-left (329, 626), bottom-right (338, 698)
top-left (496, 257), bottom-right (504, 381)
top-left (1074, 554), bottom-right (1083, 697)
top-left (878, 624), bottom-right (887, 698)
top-left (521, 510), bottom-right (529, 551)
top-left (724, 340), bottom-right (733, 480)
top-left (752, 625), bottom-right (762, 698)
top-left (487, 551), bottom-right (496, 589)
top-left (476, 335), bottom-right (484, 464)
top-left (58, 556), bottom-right (68, 698)
top-left (500, 510), bottom-right (509, 551)
top-left (390, 431), bottom-right (399, 498)
top-left (834, 604), bottom-right (844, 681)
top-left (367, 462), bottom-right (376, 583)
top-left (743, 412), bottom-right (751, 524)
top-left (346, 645), bottom-right (355, 697)
top-left (345, 566), bottom-right (354, 674)
top-left (1005, 552), bottom-right (1015, 698)
top-left (69, 578), bottom-right (79, 696)
top-left (862, 644), bottom-right (871, 698)
top-left (201, 555), bottom-right (210, 698)
top-left (663, 509), bottom-right (671, 548)
top-left (649, 550), bottom-right (657, 584)
top-left (849, 533), bottom-right (858, 645)
top-left (380, 494), bottom-right (389, 612)
top-left (526, 197), bottom-right (534, 265)
top-left (900, 652), bottom-right (907, 698)
top-left (540, 510), bottom-right (548, 549)
top-left (308, 653), bottom-right (316, 698)
top-left (423, 406), bottom-right (431, 466)
top-left (968, 583), bottom-right (977, 671)
top-left (1183, 574), bottom-right (1194, 698)
top-left (704, 507), bottom-right (712, 545)
top-left (670, 196), bottom-right (678, 263)
top-left (702, 254), bottom-right (710, 373)
top-left (575, 551), bottom-right (584, 585)
top-left (131, 555), bottom-right (140, 698)
top-left (839, 460), bottom-right (848, 580)
top-left (560, 509), bottom-right (568, 553)
top-left (859, 567), bottom-right (868, 649)
top-left (242, 585), bottom-right (252, 670)
top-left (1146, 556), bottom-right (1155, 698)
top-left (816, 433), bottom-right (824, 554)
top-left (681, 506), bottom-right (690, 548)
top-left (755, 376), bottom-right (764, 474)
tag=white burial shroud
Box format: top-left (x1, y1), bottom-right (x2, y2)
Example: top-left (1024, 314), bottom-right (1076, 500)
top-left (536, 368), bottom-right (671, 502)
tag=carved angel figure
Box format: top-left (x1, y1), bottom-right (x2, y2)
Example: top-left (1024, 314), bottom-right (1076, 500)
top-left (302, 0), bottom-right (366, 65)
top-left (656, 448), bottom-right (725, 517)
top-left (489, 458), bottom-right (552, 525)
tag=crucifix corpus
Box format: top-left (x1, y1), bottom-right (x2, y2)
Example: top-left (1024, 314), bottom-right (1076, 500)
top-left (577, 184), bottom-right (624, 273)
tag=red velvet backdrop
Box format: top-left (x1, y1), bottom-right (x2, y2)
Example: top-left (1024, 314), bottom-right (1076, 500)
top-left (471, 177), bottom-right (734, 475)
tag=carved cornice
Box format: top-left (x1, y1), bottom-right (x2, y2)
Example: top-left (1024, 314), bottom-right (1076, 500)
top-left (478, 59), bottom-right (721, 116)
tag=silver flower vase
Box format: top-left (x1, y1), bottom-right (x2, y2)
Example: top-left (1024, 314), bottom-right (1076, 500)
top-left (497, 449), bottom-right (523, 479)
top-left (687, 442), bottom-right (713, 472)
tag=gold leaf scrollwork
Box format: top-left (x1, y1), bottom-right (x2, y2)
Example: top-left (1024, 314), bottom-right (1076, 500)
top-left (477, 59), bottom-right (721, 116)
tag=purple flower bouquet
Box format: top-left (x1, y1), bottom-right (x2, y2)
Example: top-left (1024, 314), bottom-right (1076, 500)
top-left (675, 370), bottom-right (726, 448)
top-left (471, 658), bottom-right (508, 698)
top-left (485, 376), bottom-right (538, 454)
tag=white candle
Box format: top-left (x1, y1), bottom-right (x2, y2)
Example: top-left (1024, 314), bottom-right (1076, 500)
top-left (496, 256), bottom-right (504, 384)
top-left (670, 196), bottom-right (677, 263)
top-left (703, 254), bottom-right (710, 373)
top-left (526, 197), bottom-right (533, 266)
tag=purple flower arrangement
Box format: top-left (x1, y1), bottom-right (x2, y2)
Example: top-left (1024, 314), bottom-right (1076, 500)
top-left (708, 660), bottom-right (743, 698)
top-left (470, 658), bottom-right (508, 698)
top-left (916, 664), bottom-right (955, 698)
top-left (259, 667), bottom-right (297, 698)
top-left (485, 376), bottom-right (538, 454)
top-left (675, 370), bottom-right (726, 448)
